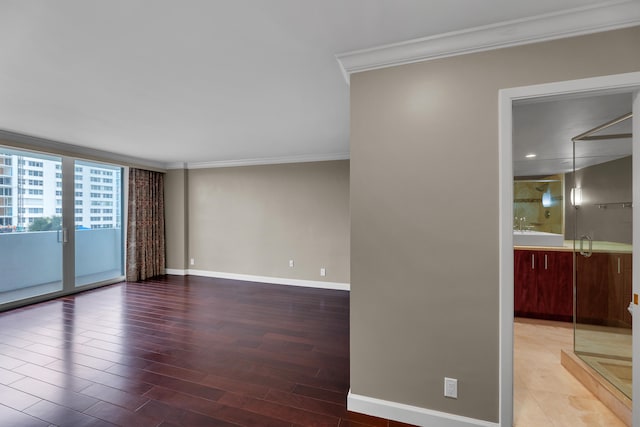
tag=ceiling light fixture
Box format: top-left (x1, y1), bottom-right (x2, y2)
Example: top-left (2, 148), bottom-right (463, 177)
top-left (525, 153), bottom-right (536, 158)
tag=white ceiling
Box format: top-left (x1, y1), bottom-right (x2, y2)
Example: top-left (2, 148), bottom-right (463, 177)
top-left (0, 0), bottom-right (630, 167)
top-left (514, 92), bottom-right (633, 177)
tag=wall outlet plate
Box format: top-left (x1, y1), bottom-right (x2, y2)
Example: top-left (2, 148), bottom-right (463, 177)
top-left (444, 377), bottom-right (458, 399)
top-left (289, 259), bottom-right (294, 268)
top-left (320, 267), bottom-right (326, 277)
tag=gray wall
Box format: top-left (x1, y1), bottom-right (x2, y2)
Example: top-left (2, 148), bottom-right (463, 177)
top-left (166, 160), bottom-right (350, 283)
top-left (165, 169), bottom-right (188, 270)
top-left (565, 156), bottom-right (632, 244)
top-left (350, 27), bottom-right (640, 422)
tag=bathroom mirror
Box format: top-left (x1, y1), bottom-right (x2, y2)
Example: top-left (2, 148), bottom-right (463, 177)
top-left (513, 175), bottom-right (563, 234)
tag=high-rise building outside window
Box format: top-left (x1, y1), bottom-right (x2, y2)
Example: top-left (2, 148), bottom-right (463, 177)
top-left (0, 151), bottom-right (121, 232)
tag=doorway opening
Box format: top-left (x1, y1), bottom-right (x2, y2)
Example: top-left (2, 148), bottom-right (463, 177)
top-left (499, 72), bottom-right (640, 427)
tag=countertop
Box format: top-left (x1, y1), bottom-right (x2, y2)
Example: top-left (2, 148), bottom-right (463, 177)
top-left (514, 240), bottom-right (632, 253)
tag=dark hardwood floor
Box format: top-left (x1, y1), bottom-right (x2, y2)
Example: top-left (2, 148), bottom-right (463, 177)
top-left (0, 275), bottom-right (415, 427)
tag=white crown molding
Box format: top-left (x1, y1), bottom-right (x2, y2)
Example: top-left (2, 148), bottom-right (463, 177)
top-left (347, 390), bottom-right (498, 427)
top-left (0, 128), bottom-right (167, 172)
top-left (336, 0), bottom-right (640, 83)
top-left (165, 162), bottom-right (187, 170)
top-left (169, 152), bottom-right (350, 170)
top-left (166, 268), bottom-right (350, 291)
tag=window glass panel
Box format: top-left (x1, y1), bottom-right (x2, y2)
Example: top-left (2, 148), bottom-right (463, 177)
top-left (74, 160), bottom-right (123, 287)
top-left (0, 148), bottom-right (63, 304)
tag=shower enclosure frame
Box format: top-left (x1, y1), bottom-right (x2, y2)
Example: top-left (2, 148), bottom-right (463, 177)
top-left (498, 71), bottom-right (640, 427)
top-left (572, 110), bottom-right (633, 400)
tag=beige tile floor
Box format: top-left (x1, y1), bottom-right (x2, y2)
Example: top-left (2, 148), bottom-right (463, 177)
top-left (575, 323), bottom-right (632, 399)
top-left (514, 318), bottom-right (626, 427)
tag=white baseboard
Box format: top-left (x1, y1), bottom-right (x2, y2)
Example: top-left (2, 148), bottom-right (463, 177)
top-left (163, 268), bottom-right (350, 291)
top-left (347, 390), bottom-right (498, 427)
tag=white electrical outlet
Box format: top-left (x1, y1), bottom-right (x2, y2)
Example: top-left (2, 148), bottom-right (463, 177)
top-left (320, 267), bottom-right (326, 277)
top-left (190, 258), bottom-right (195, 266)
top-left (444, 377), bottom-right (458, 399)
top-left (289, 259), bottom-right (294, 268)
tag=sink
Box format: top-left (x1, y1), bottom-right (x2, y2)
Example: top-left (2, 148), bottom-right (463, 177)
top-left (513, 230), bottom-right (564, 247)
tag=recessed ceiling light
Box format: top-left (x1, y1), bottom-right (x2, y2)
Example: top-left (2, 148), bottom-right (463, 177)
top-left (525, 153), bottom-right (536, 158)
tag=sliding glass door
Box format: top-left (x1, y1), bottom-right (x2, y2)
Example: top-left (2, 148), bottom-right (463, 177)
top-left (74, 160), bottom-right (123, 287)
top-left (0, 146), bottom-right (124, 307)
top-left (0, 149), bottom-right (63, 303)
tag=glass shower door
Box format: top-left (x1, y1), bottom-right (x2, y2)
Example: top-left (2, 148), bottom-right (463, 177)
top-left (573, 113), bottom-right (633, 399)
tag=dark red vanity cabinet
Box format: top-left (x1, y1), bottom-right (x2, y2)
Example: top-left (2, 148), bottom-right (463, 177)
top-left (514, 250), bottom-right (539, 315)
top-left (576, 252), bottom-right (632, 327)
top-left (514, 249), bottom-right (573, 322)
top-left (575, 252), bottom-right (608, 325)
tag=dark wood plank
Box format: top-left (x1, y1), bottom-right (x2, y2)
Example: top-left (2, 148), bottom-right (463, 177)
top-left (12, 362), bottom-right (94, 393)
top-left (0, 366), bottom-right (25, 385)
top-left (0, 403), bottom-right (51, 427)
top-left (45, 359), bottom-right (155, 396)
top-left (0, 275), bottom-right (415, 427)
top-left (293, 383), bottom-right (345, 405)
top-left (23, 399), bottom-right (113, 427)
top-left (83, 400), bottom-right (160, 427)
top-left (10, 376), bottom-right (98, 412)
top-left (135, 399), bottom-right (185, 424)
top-left (79, 383), bottom-right (150, 411)
top-left (0, 383), bottom-right (42, 411)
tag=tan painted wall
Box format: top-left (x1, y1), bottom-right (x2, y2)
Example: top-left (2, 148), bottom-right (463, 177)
top-left (350, 27), bottom-right (640, 422)
top-left (185, 160), bottom-right (350, 283)
top-left (165, 168), bottom-right (188, 270)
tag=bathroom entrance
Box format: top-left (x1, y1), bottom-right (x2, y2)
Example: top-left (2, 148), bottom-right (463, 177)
top-left (500, 72), bottom-right (640, 427)
top-left (512, 91), bottom-right (634, 425)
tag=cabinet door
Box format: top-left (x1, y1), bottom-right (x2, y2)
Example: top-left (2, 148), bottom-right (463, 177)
top-left (576, 252), bottom-right (610, 325)
top-left (514, 250), bottom-right (537, 316)
top-left (610, 253), bottom-right (633, 328)
top-left (622, 254), bottom-right (632, 327)
top-left (538, 251), bottom-right (573, 321)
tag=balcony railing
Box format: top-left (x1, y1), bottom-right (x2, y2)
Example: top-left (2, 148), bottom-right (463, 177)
top-left (0, 228), bottom-right (123, 294)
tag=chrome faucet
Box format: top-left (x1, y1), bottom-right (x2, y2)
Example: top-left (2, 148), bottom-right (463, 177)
top-left (518, 217), bottom-right (527, 231)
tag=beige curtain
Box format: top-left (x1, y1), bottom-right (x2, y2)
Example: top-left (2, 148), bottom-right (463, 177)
top-left (126, 168), bottom-right (165, 281)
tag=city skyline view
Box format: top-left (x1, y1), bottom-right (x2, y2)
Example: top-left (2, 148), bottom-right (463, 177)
top-left (0, 151), bottom-right (122, 232)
